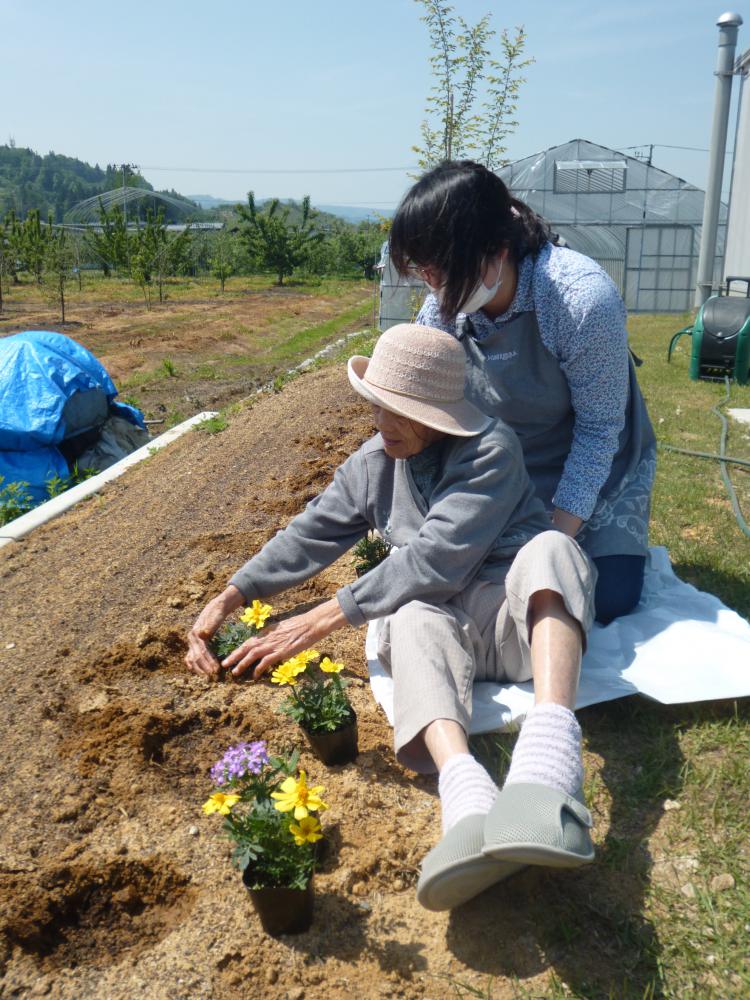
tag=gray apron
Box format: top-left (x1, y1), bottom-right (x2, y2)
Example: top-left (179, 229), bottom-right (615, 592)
top-left (457, 310), bottom-right (656, 559)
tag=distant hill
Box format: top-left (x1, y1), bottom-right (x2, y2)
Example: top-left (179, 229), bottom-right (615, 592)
top-left (0, 145), bottom-right (204, 222)
top-left (189, 194), bottom-right (393, 224)
top-left (189, 194), bottom-right (238, 209)
top-left (0, 148), bottom-right (393, 226)
top-left (316, 204), bottom-right (393, 223)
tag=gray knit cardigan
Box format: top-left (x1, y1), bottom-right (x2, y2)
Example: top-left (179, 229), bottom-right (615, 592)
top-left (230, 420), bottom-right (550, 627)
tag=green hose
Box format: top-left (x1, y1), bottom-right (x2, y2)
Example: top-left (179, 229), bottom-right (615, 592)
top-left (659, 377), bottom-right (750, 538)
top-left (659, 445), bottom-right (750, 470)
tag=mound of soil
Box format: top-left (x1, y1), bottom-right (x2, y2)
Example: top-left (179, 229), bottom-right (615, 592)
top-left (0, 365), bottom-right (642, 999)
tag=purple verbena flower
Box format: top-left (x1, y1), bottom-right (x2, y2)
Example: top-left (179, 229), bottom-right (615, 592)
top-left (211, 741), bottom-right (269, 786)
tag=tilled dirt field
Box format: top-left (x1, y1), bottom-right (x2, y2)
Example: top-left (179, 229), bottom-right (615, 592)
top-left (0, 365), bottom-right (690, 999)
top-left (0, 278), bottom-right (374, 421)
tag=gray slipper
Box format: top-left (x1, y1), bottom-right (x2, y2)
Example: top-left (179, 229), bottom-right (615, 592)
top-left (417, 813), bottom-right (525, 911)
top-left (482, 783), bottom-right (595, 868)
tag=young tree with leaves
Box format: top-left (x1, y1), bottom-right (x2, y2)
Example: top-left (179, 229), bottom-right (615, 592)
top-left (4, 211), bottom-right (23, 284)
top-left (130, 246), bottom-right (152, 310)
top-left (237, 194), bottom-right (323, 285)
top-left (209, 228), bottom-right (237, 292)
top-left (130, 209), bottom-right (192, 303)
top-left (336, 222), bottom-right (384, 278)
top-left (85, 200), bottom-right (130, 276)
top-left (0, 221), bottom-right (8, 312)
top-left (23, 209), bottom-right (49, 284)
top-left (69, 230), bottom-right (84, 291)
top-left (42, 227), bottom-right (75, 323)
top-left (413, 0), bottom-right (531, 171)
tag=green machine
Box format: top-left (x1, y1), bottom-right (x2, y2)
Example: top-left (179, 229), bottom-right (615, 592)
top-left (668, 277), bottom-right (750, 384)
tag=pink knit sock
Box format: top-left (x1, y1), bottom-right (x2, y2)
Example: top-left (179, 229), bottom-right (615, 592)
top-left (504, 703), bottom-right (583, 797)
top-left (438, 753), bottom-right (499, 833)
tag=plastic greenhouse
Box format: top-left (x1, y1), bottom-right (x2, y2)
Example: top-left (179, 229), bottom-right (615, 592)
top-left (497, 139), bottom-right (727, 313)
top-left (376, 241), bottom-right (426, 332)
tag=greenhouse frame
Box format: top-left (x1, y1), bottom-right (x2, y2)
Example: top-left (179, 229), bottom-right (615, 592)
top-left (498, 139), bottom-right (727, 313)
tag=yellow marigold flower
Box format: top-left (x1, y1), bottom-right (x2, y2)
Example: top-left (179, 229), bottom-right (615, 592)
top-left (285, 656), bottom-right (309, 677)
top-left (202, 792), bottom-right (241, 816)
top-left (271, 770), bottom-right (328, 820)
top-left (289, 816), bottom-right (323, 846)
top-left (271, 662), bottom-right (299, 686)
top-left (319, 656), bottom-right (344, 674)
top-left (239, 600), bottom-right (273, 630)
top-left (276, 651), bottom-right (316, 677)
top-left (296, 649), bottom-right (320, 664)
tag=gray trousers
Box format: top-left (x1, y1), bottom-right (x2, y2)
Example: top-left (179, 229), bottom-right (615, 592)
top-left (376, 531), bottom-right (596, 773)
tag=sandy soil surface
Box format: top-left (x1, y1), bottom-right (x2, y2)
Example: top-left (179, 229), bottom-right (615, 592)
top-left (0, 365), bottom-right (675, 999)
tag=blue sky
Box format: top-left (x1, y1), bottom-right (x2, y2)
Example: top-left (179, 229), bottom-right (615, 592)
top-left (2, 1), bottom-right (746, 209)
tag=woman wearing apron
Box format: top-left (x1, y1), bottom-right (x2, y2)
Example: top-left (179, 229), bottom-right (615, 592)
top-left (389, 160), bottom-right (656, 624)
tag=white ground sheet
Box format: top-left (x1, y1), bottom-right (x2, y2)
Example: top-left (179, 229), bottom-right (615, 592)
top-left (366, 546), bottom-right (750, 734)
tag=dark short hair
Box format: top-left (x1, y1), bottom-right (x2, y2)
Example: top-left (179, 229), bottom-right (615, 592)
top-left (390, 160), bottom-right (551, 319)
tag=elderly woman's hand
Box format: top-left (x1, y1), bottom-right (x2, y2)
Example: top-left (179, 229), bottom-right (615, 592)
top-left (186, 585), bottom-right (245, 678)
top-left (223, 598), bottom-right (349, 681)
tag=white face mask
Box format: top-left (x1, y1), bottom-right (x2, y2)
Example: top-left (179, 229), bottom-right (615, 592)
top-left (428, 258), bottom-right (504, 314)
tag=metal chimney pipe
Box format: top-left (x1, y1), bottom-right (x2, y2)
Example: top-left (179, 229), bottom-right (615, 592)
top-left (724, 47), bottom-right (750, 285)
top-left (695, 12), bottom-right (743, 308)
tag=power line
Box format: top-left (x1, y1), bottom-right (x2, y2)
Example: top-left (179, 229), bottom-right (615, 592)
top-left (622, 143), bottom-right (707, 153)
top-left (140, 164), bottom-right (417, 175)
top-left (621, 143), bottom-right (732, 155)
top-left (139, 149), bottom-right (726, 177)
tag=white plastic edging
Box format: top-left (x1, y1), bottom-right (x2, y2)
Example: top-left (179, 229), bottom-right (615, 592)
top-left (0, 411), bottom-right (218, 550)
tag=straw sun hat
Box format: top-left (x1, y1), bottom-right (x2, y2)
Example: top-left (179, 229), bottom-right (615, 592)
top-left (347, 323), bottom-right (491, 437)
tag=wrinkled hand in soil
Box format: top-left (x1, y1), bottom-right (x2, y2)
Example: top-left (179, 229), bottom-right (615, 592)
top-left (222, 598), bottom-right (347, 681)
top-left (185, 585), bottom-right (245, 678)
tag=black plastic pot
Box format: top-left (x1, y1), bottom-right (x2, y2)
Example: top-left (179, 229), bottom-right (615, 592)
top-left (242, 871), bottom-right (314, 936)
top-left (301, 709), bottom-right (358, 766)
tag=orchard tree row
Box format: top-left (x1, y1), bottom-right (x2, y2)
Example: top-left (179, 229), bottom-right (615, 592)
top-left (0, 195), bottom-right (388, 318)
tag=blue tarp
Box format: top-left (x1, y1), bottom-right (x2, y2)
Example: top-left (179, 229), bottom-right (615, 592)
top-left (0, 447), bottom-right (69, 502)
top-left (0, 330), bottom-right (145, 501)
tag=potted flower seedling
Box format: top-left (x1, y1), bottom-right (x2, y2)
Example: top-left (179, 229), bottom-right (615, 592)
top-left (202, 741), bottom-right (326, 936)
top-left (271, 652), bottom-right (358, 766)
top-left (211, 599), bottom-right (274, 666)
top-left (352, 531), bottom-right (392, 578)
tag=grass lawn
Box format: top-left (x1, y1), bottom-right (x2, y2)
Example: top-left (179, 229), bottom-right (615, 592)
top-left (630, 313), bottom-right (750, 618)
top-left (463, 313), bottom-right (750, 999)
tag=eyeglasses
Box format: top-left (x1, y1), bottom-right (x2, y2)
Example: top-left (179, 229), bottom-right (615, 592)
top-left (405, 263), bottom-right (443, 287)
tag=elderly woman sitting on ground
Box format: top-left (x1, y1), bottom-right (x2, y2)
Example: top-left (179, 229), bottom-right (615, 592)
top-left (186, 323), bottom-right (597, 911)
